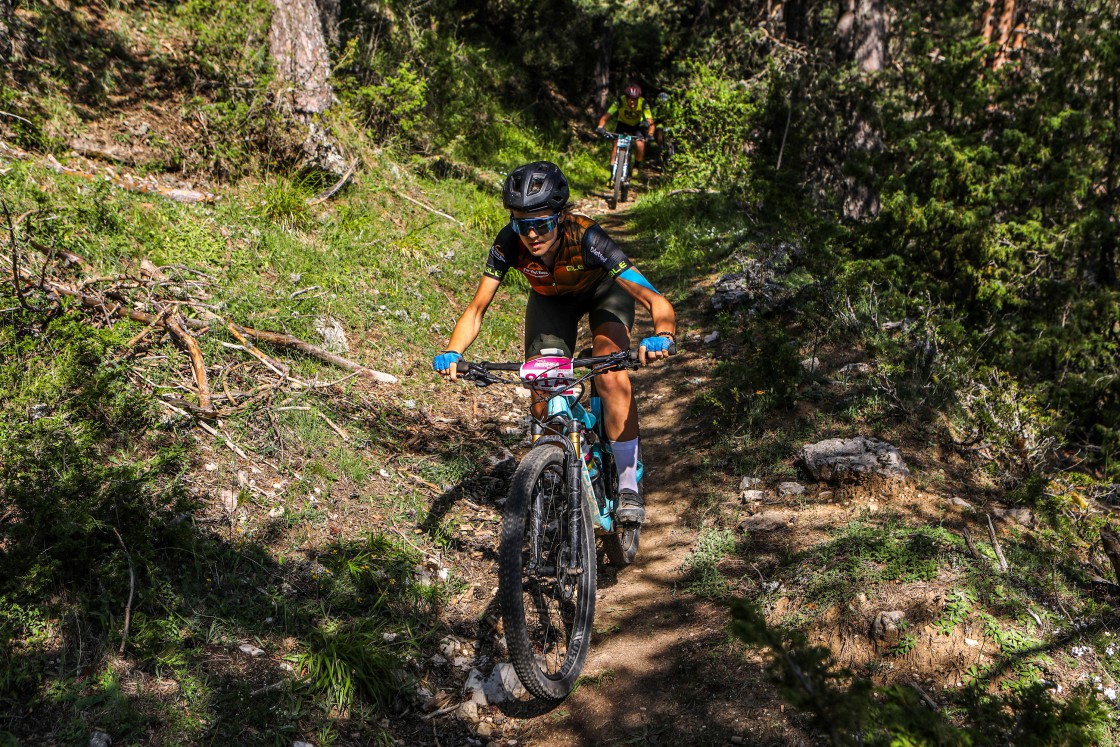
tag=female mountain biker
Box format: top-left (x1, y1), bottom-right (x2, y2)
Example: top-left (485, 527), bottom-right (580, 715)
top-left (596, 83), bottom-right (656, 182)
top-left (432, 161), bottom-right (676, 526)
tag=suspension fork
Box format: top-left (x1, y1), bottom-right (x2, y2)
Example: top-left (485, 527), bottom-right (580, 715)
top-left (532, 428), bottom-right (584, 576)
top-left (566, 420), bottom-right (585, 575)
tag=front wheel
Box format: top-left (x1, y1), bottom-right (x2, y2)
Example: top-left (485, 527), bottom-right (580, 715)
top-left (499, 446), bottom-right (596, 701)
top-left (610, 165), bottom-right (622, 210)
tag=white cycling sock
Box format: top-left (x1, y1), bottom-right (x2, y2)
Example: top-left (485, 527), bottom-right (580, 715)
top-left (611, 438), bottom-right (640, 495)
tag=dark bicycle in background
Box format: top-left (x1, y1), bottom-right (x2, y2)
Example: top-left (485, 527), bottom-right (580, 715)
top-left (456, 348), bottom-right (659, 700)
top-left (601, 131), bottom-right (647, 210)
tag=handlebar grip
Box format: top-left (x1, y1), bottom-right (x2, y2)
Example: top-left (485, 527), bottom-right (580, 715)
top-left (455, 360), bottom-right (469, 374)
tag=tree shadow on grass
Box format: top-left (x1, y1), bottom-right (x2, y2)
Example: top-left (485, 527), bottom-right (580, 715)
top-left (0, 367), bottom-right (507, 746)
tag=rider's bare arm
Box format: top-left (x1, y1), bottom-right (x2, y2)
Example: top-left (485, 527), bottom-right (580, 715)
top-left (615, 268), bottom-right (676, 364)
top-left (441, 275), bottom-right (501, 379)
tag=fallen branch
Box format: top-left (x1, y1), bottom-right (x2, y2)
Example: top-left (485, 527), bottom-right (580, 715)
top-left (403, 470), bottom-right (444, 494)
top-left (306, 161), bottom-right (356, 206)
top-left (236, 323), bottom-right (398, 384)
top-left (985, 513), bottom-right (1010, 573)
top-left (0, 110), bottom-right (34, 127)
top-left (157, 399), bottom-right (249, 459)
top-left (393, 189), bottom-right (464, 226)
top-left (43, 154), bottom-right (217, 204)
top-left (420, 701), bottom-right (460, 721)
top-left (123, 304), bottom-right (174, 351)
top-left (111, 527), bottom-right (136, 655)
top-left (961, 527), bottom-right (982, 560)
top-left (250, 681), bottom-right (286, 696)
top-left (166, 313), bottom-right (213, 412)
top-left (664, 188), bottom-right (717, 197)
top-left (23, 274), bottom-right (398, 384)
top-left (316, 410), bottom-right (350, 441)
top-left (226, 322), bottom-right (291, 378)
top-left (910, 682), bottom-right (940, 711)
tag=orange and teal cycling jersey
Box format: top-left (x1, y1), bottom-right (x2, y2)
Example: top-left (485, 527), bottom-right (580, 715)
top-left (484, 211), bottom-right (632, 296)
top-left (607, 96), bottom-right (653, 128)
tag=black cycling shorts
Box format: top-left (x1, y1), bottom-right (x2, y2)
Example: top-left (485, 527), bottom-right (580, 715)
top-left (524, 277), bottom-right (635, 359)
top-left (614, 122), bottom-right (645, 137)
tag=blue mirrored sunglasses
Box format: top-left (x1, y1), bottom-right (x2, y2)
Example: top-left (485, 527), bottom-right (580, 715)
top-left (510, 214), bottom-right (559, 236)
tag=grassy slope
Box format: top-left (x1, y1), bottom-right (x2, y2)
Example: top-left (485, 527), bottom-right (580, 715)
top-left (3, 2), bottom-right (1120, 746)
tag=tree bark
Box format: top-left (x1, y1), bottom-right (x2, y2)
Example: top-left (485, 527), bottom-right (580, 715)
top-left (784, 0), bottom-right (808, 43)
top-left (268, 0), bottom-right (348, 175)
top-left (592, 17), bottom-right (613, 116)
top-left (836, 0), bottom-right (886, 220)
top-left (981, 0), bottom-right (1025, 70)
top-left (316, 0), bottom-right (340, 49)
top-left (0, 0), bottom-right (14, 64)
top-left (270, 0), bottom-right (334, 116)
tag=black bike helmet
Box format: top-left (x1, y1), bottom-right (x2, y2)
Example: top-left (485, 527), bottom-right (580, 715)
top-left (624, 83), bottom-right (642, 99)
top-left (502, 161), bottom-right (570, 213)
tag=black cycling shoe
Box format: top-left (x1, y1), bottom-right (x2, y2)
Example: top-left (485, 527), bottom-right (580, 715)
top-left (616, 488), bottom-right (645, 525)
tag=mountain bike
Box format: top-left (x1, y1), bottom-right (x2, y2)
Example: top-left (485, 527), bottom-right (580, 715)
top-left (602, 132), bottom-right (647, 210)
top-left (456, 349), bottom-right (653, 700)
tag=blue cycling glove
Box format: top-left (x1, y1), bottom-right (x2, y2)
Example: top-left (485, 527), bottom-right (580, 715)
top-left (639, 335), bottom-right (673, 354)
top-left (433, 350), bottom-right (462, 372)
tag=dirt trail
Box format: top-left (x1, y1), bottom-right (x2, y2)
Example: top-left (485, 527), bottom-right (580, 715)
top-left (504, 204), bottom-right (811, 746)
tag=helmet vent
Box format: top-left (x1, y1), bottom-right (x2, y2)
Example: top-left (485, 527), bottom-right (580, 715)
top-left (528, 174), bottom-right (545, 196)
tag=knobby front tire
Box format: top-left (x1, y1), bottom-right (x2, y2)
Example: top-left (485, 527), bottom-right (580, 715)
top-left (498, 446), bottom-right (596, 701)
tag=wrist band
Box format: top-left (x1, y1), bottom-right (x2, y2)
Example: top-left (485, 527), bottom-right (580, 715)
top-left (655, 331), bottom-right (675, 341)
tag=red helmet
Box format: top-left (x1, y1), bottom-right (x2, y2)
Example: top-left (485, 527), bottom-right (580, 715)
top-left (624, 84), bottom-right (641, 100)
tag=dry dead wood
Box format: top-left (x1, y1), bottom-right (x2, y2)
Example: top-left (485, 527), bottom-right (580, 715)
top-left (961, 527), bottom-right (982, 560)
top-left (1100, 529), bottom-right (1120, 585)
top-left (227, 322), bottom-right (291, 377)
top-left (21, 272), bottom-right (398, 384)
top-left (985, 513), bottom-right (1010, 573)
top-left (166, 313), bottom-right (213, 412)
top-left (393, 189), bottom-right (465, 226)
top-left (111, 527), bottom-right (136, 654)
top-left (306, 161), bottom-right (356, 206)
top-left (235, 323), bottom-right (398, 384)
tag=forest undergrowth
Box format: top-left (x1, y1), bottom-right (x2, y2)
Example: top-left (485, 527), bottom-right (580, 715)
top-left (3, 0), bottom-right (1120, 745)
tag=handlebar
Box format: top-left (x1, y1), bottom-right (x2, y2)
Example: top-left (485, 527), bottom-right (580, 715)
top-left (600, 131), bottom-right (649, 142)
top-left (452, 346), bottom-right (676, 385)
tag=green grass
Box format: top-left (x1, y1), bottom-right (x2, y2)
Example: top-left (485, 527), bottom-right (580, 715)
top-left (682, 528), bottom-right (739, 599)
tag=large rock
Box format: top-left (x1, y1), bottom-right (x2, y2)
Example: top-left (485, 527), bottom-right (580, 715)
top-left (483, 662), bottom-right (528, 703)
top-left (870, 610), bottom-right (906, 644)
top-left (800, 437), bottom-right (910, 482)
top-left (709, 241), bottom-right (805, 315)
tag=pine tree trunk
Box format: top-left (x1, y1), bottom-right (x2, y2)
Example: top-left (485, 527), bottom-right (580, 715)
top-left (269, 0), bottom-right (348, 175)
top-left (316, 0), bottom-right (340, 49)
top-left (836, 0), bottom-right (887, 220)
top-left (270, 0), bottom-right (333, 115)
top-left (0, 0), bottom-right (14, 64)
top-left (593, 17), bottom-right (613, 116)
top-left (784, 0), bottom-right (808, 43)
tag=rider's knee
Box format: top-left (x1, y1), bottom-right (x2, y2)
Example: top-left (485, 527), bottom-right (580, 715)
top-left (594, 369), bottom-right (631, 398)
